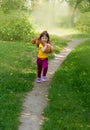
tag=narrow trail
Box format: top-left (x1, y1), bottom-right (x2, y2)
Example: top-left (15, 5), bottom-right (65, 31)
top-left (18, 39), bottom-right (86, 130)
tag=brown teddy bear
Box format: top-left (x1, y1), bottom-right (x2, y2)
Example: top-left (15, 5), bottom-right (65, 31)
top-left (32, 36), bottom-right (54, 53)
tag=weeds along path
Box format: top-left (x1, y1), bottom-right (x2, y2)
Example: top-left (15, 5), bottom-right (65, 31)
top-left (18, 39), bottom-right (86, 130)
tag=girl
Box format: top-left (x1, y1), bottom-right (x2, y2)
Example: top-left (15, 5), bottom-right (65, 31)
top-left (32, 30), bottom-right (53, 83)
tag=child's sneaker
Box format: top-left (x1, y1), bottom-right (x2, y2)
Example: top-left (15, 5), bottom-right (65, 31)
top-left (36, 77), bottom-right (41, 83)
top-left (42, 76), bottom-right (46, 82)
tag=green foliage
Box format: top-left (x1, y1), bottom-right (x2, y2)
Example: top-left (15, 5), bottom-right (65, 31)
top-left (67, 33), bottom-right (90, 39)
top-left (57, 15), bottom-right (72, 28)
top-left (65, 0), bottom-right (90, 8)
top-left (41, 39), bottom-right (90, 130)
top-left (75, 12), bottom-right (90, 33)
top-left (0, 0), bottom-right (26, 13)
top-left (50, 34), bottom-right (67, 53)
top-left (0, 14), bottom-right (35, 42)
top-left (0, 40), bottom-right (37, 130)
top-left (79, 0), bottom-right (90, 12)
top-left (0, 35), bottom-right (67, 130)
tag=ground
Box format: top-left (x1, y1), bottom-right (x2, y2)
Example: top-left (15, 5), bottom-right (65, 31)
top-left (18, 39), bottom-right (86, 130)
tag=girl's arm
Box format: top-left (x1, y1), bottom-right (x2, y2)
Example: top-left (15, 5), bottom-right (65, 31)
top-left (41, 43), bottom-right (48, 52)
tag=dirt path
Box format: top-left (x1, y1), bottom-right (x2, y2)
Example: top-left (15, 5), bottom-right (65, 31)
top-left (18, 39), bottom-right (86, 130)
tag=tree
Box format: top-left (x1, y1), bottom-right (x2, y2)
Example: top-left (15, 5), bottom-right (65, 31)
top-left (0, 0), bottom-right (26, 13)
top-left (79, 0), bottom-right (90, 13)
top-left (47, 0), bottom-right (90, 26)
top-left (64, 0), bottom-right (90, 25)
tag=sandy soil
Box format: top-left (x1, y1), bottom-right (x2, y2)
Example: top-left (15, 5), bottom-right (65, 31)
top-left (18, 39), bottom-right (86, 130)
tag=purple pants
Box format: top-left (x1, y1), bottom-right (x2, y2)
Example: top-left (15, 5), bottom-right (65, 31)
top-left (37, 57), bottom-right (48, 78)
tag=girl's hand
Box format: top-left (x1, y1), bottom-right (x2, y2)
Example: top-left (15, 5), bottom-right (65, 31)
top-left (41, 43), bottom-right (48, 52)
top-left (42, 43), bottom-right (54, 53)
top-left (44, 42), bottom-right (48, 46)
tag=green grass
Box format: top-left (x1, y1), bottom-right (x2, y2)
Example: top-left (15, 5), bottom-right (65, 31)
top-left (66, 33), bottom-right (90, 39)
top-left (0, 41), bottom-right (36, 130)
top-left (0, 35), bottom-right (67, 130)
top-left (41, 40), bottom-right (90, 130)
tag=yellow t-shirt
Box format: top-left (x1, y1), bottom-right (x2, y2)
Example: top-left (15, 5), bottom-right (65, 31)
top-left (38, 43), bottom-right (48, 58)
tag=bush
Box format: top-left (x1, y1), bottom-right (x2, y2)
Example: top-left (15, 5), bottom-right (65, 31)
top-left (75, 12), bottom-right (90, 33)
top-left (57, 15), bottom-right (72, 28)
top-left (0, 15), bottom-right (35, 42)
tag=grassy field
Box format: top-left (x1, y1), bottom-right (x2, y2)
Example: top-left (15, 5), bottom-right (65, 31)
top-left (41, 39), bottom-right (90, 130)
top-left (0, 35), bottom-right (67, 130)
top-left (0, 41), bottom-right (37, 130)
top-left (0, 9), bottom-right (90, 130)
top-left (66, 33), bottom-right (90, 39)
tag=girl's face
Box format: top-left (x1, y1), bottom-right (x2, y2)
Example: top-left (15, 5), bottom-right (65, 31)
top-left (41, 35), bottom-right (48, 43)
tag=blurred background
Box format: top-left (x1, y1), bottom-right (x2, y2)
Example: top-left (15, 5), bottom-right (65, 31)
top-left (0, 0), bottom-right (90, 40)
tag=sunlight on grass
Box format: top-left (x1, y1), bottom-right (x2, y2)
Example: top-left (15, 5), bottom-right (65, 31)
top-left (0, 35), bottom-right (67, 130)
top-left (36, 27), bottom-right (80, 37)
top-left (41, 39), bottom-right (90, 130)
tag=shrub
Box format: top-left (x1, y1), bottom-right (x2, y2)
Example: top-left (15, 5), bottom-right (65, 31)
top-left (0, 15), bottom-right (35, 42)
top-left (75, 12), bottom-right (90, 33)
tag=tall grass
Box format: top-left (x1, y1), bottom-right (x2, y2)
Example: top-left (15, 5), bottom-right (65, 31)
top-left (41, 40), bottom-right (90, 130)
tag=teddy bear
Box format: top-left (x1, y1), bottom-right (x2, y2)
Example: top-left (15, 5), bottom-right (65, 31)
top-left (32, 37), bottom-right (54, 53)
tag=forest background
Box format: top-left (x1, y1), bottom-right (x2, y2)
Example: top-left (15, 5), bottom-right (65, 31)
top-left (0, 0), bottom-right (90, 42)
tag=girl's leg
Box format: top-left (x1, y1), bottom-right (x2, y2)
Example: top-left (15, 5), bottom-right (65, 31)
top-left (42, 58), bottom-right (48, 77)
top-left (37, 58), bottom-right (43, 78)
